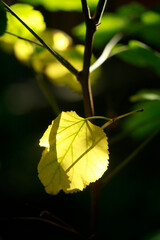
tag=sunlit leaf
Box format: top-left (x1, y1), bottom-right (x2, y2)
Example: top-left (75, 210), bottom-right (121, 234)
top-left (38, 111), bottom-right (109, 194)
top-left (14, 39), bottom-right (34, 61)
top-left (20, 0), bottom-right (98, 11)
top-left (117, 40), bottom-right (160, 76)
top-left (1, 3), bottom-right (46, 44)
top-left (0, 1), bottom-right (7, 36)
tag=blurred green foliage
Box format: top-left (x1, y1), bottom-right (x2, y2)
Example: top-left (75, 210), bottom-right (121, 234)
top-left (20, 0), bottom-right (98, 11)
top-left (122, 99), bottom-right (160, 140)
top-left (0, 3), bottom-right (100, 93)
top-left (115, 40), bottom-right (160, 76)
top-left (74, 2), bottom-right (160, 48)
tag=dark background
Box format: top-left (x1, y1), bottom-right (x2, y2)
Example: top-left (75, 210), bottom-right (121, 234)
top-left (0, 0), bottom-right (160, 239)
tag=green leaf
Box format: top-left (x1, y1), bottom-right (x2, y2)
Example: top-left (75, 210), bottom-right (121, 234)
top-left (122, 100), bottom-right (160, 140)
top-left (2, 3), bottom-right (46, 43)
top-left (0, 1), bottom-right (7, 36)
top-left (38, 111), bottom-right (109, 194)
top-left (116, 2), bottom-right (146, 19)
top-left (117, 40), bottom-right (160, 76)
top-left (20, 0), bottom-right (98, 11)
top-left (130, 89), bottom-right (160, 102)
top-left (138, 11), bottom-right (160, 47)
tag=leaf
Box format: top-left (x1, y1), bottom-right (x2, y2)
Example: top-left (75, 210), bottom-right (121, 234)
top-left (20, 0), bottom-right (98, 12)
top-left (1, 3), bottom-right (46, 43)
top-left (117, 40), bottom-right (160, 76)
top-left (0, 1), bottom-right (7, 36)
top-left (130, 89), bottom-right (160, 102)
top-left (122, 100), bottom-right (160, 140)
top-left (139, 11), bottom-right (160, 47)
top-left (38, 111), bottom-right (109, 194)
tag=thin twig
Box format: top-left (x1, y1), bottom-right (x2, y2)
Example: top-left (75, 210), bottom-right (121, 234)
top-left (14, 216), bottom-right (86, 239)
top-left (5, 31), bottom-right (44, 47)
top-left (40, 210), bottom-right (72, 228)
top-left (101, 109), bottom-right (144, 129)
top-left (93, 0), bottom-right (108, 25)
top-left (2, 1), bottom-right (79, 77)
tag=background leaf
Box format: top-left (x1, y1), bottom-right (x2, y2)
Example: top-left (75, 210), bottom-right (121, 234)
top-left (1, 3), bottom-right (46, 44)
top-left (73, 2), bottom-right (160, 49)
top-left (20, 0), bottom-right (98, 11)
top-left (130, 89), bottom-right (160, 102)
top-left (38, 111), bottom-right (109, 194)
top-left (122, 99), bottom-right (160, 140)
top-left (116, 40), bottom-right (160, 76)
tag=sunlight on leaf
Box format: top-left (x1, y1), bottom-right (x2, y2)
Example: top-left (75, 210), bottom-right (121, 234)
top-left (52, 31), bottom-right (72, 51)
top-left (1, 3), bottom-right (46, 44)
top-left (38, 111), bottom-right (109, 194)
top-left (14, 39), bottom-right (34, 61)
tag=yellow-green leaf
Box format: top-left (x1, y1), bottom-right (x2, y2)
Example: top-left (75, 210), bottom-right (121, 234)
top-left (38, 111), bottom-right (109, 194)
top-left (1, 3), bottom-right (46, 44)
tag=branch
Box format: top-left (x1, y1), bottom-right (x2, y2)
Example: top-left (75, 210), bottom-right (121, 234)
top-left (79, 0), bottom-right (97, 117)
top-left (79, 0), bottom-right (108, 236)
top-left (2, 1), bottom-right (79, 77)
top-left (93, 0), bottom-right (108, 25)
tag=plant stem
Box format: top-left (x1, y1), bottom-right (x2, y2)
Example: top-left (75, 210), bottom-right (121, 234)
top-left (2, 1), bottom-right (79, 77)
top-left (101, 109), bottom-right (144, 129)
top-left (79, 0), bottom-right (96, 117)
top-left (80, 0), bottom-right (108, 237)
